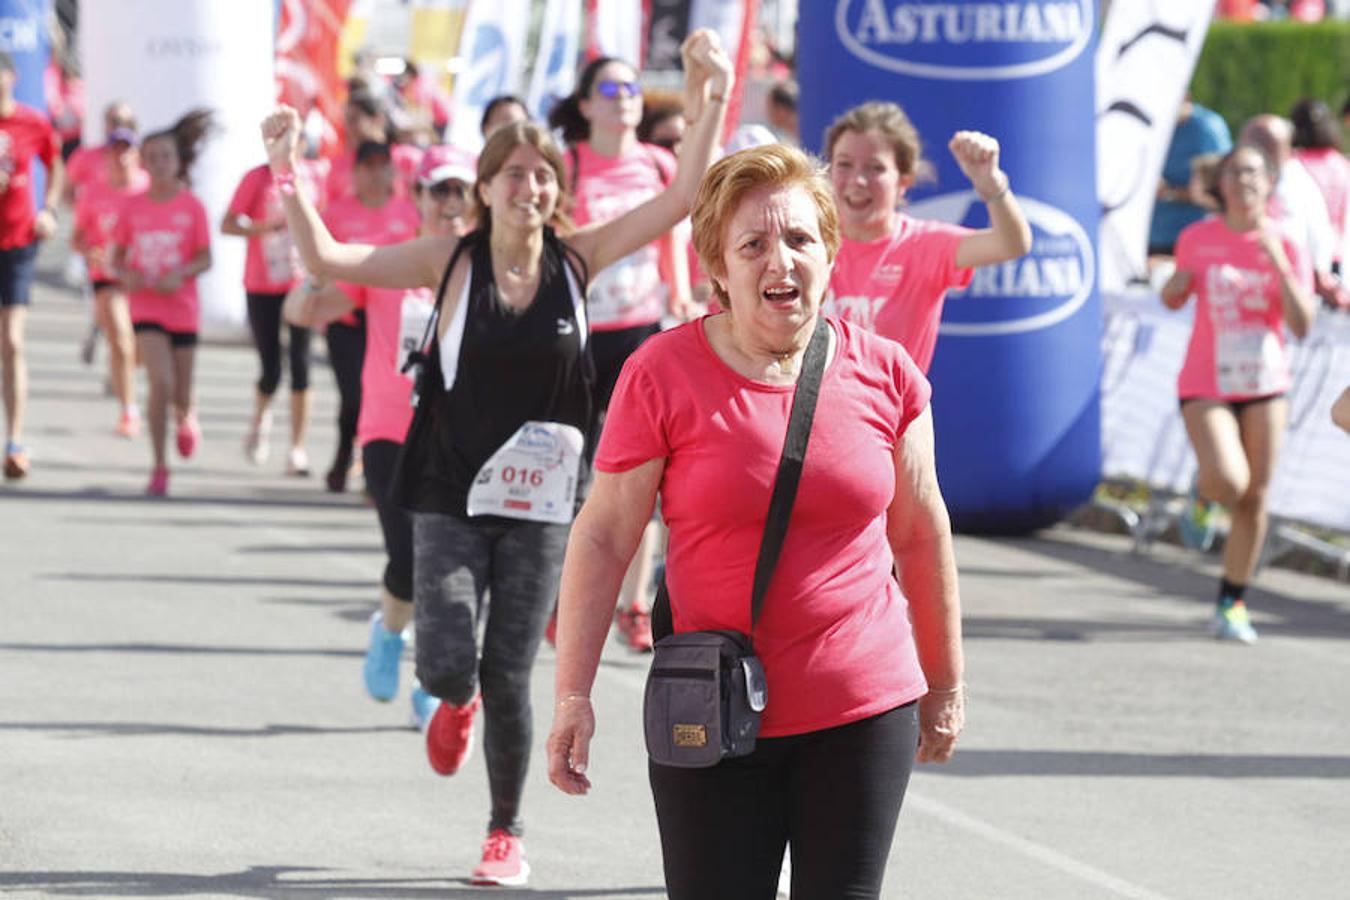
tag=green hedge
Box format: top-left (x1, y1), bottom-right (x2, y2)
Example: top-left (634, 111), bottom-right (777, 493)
top-left (1189, 20), bottom-right (1350, 137)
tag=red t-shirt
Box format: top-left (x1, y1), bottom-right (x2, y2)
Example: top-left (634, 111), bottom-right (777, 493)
top-left (824, 214), bottom-right (973, 374)
top-left (73, 173), bottom-right (148, 281)
top-left (596, 316), bottom-right (933, 737)
top-left (113, 188), bottom-right (212, 333)
top-left (1173, 217), bottom-right (1312, 401)
top-left (226, 161), bottom-right (326, 294)
top-left (0, 103), bottom-right (59, 249)
top-left (341, 283), bottom-right (429, 447)
top-left (566, 140), bottom-right (677, 331)
top-left (321, 195), bottom-right (420, 327)
top-left (324, 144), bottom-right (423, 204)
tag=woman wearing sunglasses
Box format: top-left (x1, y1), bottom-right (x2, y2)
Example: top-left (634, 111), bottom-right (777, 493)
top-left (547, 56), bottom-right (698, 652)
top-left (261, 28), bottom-right (733, 886)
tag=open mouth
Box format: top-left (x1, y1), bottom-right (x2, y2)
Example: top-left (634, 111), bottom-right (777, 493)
top-left (762, 284), bottom-right (801, 305)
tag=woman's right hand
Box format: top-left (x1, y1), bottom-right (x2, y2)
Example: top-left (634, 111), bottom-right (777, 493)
top-left (260, 106), bottom-right (302, 175)
top-left (546, 695), bottom-right (596, 796)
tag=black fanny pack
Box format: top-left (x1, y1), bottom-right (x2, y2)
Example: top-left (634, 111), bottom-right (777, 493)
top-left (642, 318), bottom-right (828, 769)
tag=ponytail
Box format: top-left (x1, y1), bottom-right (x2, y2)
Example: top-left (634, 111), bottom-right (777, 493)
top-left (143, 107), bottom-right (216, 186)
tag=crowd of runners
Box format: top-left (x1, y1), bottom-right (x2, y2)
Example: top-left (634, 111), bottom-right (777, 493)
top-left (1, 22), bottom-right (1348, 896)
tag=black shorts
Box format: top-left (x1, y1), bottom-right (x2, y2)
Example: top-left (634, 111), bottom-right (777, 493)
top-left (0, 241), bottom-right (40, 307)
top-left (133, 322), bottom-right (199, 349)
top-left (591, 321), bottom-right (661, 411)
top-left (90, 279), bottom-right (121, 292)
top-left (1179, 392), bottom-right (1286, 416)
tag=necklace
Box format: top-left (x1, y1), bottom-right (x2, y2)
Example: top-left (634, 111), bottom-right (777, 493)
top-left (508, 264), bottom-right (523, 277)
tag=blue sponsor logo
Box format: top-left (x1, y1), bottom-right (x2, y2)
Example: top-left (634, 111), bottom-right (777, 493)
top-left (465, 25), bottom-right (507, 107)
top-left (835, 0), bottom-right (1094, 80)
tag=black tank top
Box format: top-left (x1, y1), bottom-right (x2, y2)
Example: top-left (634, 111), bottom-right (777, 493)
top-left (402, 229), bottom-right (594, 517)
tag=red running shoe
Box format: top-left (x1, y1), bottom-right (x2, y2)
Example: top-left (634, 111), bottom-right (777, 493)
top-left (426, 693), bottom-right (480, 775)
top-left (615, 603), bottom-right (654, 652)
top-left (470, 829), bottom-right (530, 887)
top-left (176, 413), bottom-right (201, 459)
top-left (146, 466), bottom-right (169, 497)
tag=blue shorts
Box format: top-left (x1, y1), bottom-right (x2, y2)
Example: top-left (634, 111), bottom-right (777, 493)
top-left (0, 241), bottom-right (40, 307)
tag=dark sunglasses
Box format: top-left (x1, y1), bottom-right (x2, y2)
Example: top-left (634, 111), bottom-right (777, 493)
top-left (428, 181), bottom-right (469, 201)
top-left (595, 79), bottom-right (640, 99)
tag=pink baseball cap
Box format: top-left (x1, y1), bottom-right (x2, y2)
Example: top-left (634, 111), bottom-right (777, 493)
top-left (417, 145), bottom-right (477, 186)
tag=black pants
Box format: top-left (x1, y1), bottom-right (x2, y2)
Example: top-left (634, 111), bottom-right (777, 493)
top-left (324, 316), bottom-right (365, 465)
top-left (649, 702), bottom-right (919, 900)
top-left (362, 439), bottom-right (412, 601)
top-left (246, 292), bottom-right (311, 396)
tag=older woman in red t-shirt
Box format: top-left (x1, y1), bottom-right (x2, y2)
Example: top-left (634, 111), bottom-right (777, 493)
top-left (546, 144), bottom-right (965, 899)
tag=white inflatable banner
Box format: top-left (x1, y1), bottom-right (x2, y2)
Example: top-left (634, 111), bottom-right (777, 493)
top-left (80, 0), bottom-right (277, 337)
top-left (1100, 290), bottom-right (1350, 531)
top-left (446, 0), bottom-right (530, 153)
top-left (1095, 0), bottom-right (1213, 293)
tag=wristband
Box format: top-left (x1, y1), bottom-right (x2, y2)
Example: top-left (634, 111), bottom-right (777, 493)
top-left (926, 683), bottom-right (965, 696)
top-left (978, 177), bottom-right (1010, 204)
top-left (274, 169), bottom-right (297, 197)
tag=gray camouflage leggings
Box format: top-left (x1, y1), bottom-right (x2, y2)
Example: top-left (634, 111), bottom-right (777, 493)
top-left (412, 512), bottom-right (569, 836)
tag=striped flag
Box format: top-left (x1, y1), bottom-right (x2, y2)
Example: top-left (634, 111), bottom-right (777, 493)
top-left (527, 0), bottom-right (582, 122)
top-left (447, 0), bottom-right (532, 152)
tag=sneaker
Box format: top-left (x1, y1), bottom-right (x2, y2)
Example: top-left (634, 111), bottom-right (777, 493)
top-left (243, 412), bottom-right (272, 465)
top-left (362, 611), bottom-right (404, 702)
top-left (115, 409), bottom-right (141, 439)
top-left (545, 607), bottom-right (558, 647)
top-left (286, 446), bottom-right (310, 477)
top-left (1211, 601), bottom-right (1258, 644)
top-left (470, 830), bottom-right (530, 887)
top-left (146, 466), bottom-right (169, 497)
top-left (409, 680), bottom-right (440, 731)
top-left (325, 457), bottom-right (349, 493)
top-left (176, 414), bottom-right (201, 459)
top-left (3, 443), bottom-right (29, 481)
top-left (1178, 489), bottom-right (1217, 552)
top-left (426, 693), bottom-right (480, 775)
top-left (615, 603), bottom-right (654, 652)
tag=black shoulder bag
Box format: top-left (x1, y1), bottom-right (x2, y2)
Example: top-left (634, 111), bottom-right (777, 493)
top-left (643, 317), bottom-right (829, 768)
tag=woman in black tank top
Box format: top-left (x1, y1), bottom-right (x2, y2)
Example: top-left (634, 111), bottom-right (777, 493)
top-left (260, 29), bottom-right (734, 888)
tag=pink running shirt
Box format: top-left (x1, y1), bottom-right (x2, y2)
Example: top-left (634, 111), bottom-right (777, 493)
top-left (825, 213), bottom-right (973, 373)
top-left (73, 173), bottom-right (148, 282)
top-left (226, 162), bottom-right (326, 294)
top-left (1173, 217), bottom-right (1312, 401)
top-left (340, 282), bottom-right (428, 447)
top-left (113, 189), bottom-right (211, 333)
top-left (566, 140), bottom-right (677, 331)
top-left (597, 316), bottom-right (933, 737)
top-left (324, 144), bottom-right (423, 204)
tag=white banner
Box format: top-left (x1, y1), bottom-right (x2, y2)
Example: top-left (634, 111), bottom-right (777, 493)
top-left (1095, 0), bottom-right (1214, 293)
top-left (80, 0), bottom-right (276, 337)
top-left (1100, 290), bottom-right (1350, 532)
top-left (526, 0), bottom-right (581, 123)
top-left (586, 0), bottom-right (643, 64)
top-left (447, 0), bottom-right (530, 153)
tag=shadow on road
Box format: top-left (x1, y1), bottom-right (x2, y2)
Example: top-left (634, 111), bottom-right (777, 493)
top-left (930, 748), bottom-right (1350, 779)
top-left (0, 721), bottom-right (409, 739)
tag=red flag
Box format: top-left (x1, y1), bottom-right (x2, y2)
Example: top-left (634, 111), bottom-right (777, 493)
top-left (275, 0), bottom-right (352, 158)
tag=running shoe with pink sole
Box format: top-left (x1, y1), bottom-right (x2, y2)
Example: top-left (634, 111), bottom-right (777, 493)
top-left (176, 414), bottom-right (201, 459)
top-left (426, 693), bottom-right (480, 776)
top-left (115, 410), bottom-right (141, 439)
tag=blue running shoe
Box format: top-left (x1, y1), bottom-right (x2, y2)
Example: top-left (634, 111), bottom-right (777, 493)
top-left (1178, 488), bottom-right (1217, 552)
top-left (410, 680), bottom-right (441, 732)
top-left (363, 611), bottom-right (404, 701)
top-left (1210, 601), bottom-right (1258, 644)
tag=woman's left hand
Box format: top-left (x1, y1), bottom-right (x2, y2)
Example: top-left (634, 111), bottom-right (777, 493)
top-left (950, 131), bottom-right (1005, 199)
top-left (546, 695), bottom-right (596, 796)
top-left (680, 28), bottom-right (735, 118)
top-left (916, 686), bottom-right (965, 763)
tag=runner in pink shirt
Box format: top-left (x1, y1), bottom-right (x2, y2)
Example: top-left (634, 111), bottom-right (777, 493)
top-left (222, 158), bottom-right (327, 476)
top-left (822, 102), bottom-right (1032, 373)
top-left (1161, 145), bottom-right (1315, 643)
top-left (291, 144), bottom-right (476, 707)
top-left (324, 91), bottom-right (422, 203)
top-left (72, 126), bottom-right (147, 438)
top-left (109, 111), bottom-right (214, 497)
top-left (1290, 98), bottom-right (1349, 278)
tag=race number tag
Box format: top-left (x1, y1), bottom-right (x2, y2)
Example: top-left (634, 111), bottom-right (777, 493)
top-left (467, 421), bottom-right (585, 524)
top-left (397, 290), bottom-right (435, 378)
top-left (1216, 326), bottom-right (1283, 397)
top-left (261, 229), bottom-right (297, 284)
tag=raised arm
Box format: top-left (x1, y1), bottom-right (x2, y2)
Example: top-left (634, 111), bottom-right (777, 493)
top-left (547, 459), bottom-right (664, 796)
top-left (568, 29), bottom-right (733, 277)
top-left (949, 131), bottom-right (1032, 270)
top-left (260, 106), bottom-right (452, 291)
top-left (886, 406), bottom-right (964, 764)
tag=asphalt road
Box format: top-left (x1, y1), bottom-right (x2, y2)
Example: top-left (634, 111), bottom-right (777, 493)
top-left (2, 255), bottom-right (1348, 899)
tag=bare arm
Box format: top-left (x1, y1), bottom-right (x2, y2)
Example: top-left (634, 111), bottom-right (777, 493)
top-left (1332, 386), bottom-right (1350, 434)
top-left (1160, 268), bottom-right (1194, 310)
top-left (34, 153), bottom-right (64, 239)
top-left (220, 210), bottom-right (284, 239)
top-left (886, 406), bottom-right (964, 763)
top-left (1258, 227), bottom-right (1315, 339)
top-left (260, 106), bottom-right (453, 290)
top-left (569, 29), bottom-right (733, 277)
top-left (547, 459), bottom-right (665, 795)
top-left (949, 131), bottom-right (1032, 270)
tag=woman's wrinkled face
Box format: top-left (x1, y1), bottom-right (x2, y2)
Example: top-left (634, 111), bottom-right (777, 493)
top-left (718, 183), bottom-right (831, 340)
top-left (479, 144), bottom-right (559, 231)
top-left (829, 129), bottom-right (908, 239)
top-left (418, 178), bottom-right (473, 237)
top-left (141, 136), bottom-right (178, 184)
top-left (1219, 146), bottom-right (1272, 214)
top-left (580, 62), bottom-right (643, 134)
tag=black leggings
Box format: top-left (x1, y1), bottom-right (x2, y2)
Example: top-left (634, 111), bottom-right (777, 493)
top-left (246, 292), bottom-right (312, 395)
top-left (325, 317), bottom-right (365, 465)
top-left (649, 702), bottom-right (919, 900)
top-left (362, 439), bottom-right (413, 601)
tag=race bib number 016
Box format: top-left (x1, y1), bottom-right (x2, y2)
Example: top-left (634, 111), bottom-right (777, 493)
top-left (467, 421), bottom-right (585, 524)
